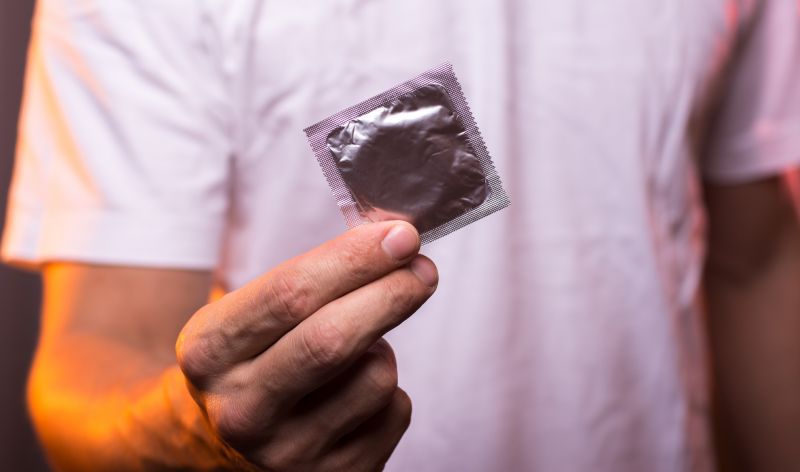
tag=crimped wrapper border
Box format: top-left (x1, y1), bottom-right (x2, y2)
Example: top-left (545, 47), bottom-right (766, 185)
top-left (304, 62), bottom-right (510, 244)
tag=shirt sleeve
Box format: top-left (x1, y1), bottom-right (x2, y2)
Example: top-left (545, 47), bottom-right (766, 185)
top-left (702, 0), bottom-right (800, 183)
top-left (1, 0), bottom-right (232, 270)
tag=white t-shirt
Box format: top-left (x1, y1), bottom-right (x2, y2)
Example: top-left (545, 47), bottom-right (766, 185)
top-left (4, 0), bottom-right (800, 470)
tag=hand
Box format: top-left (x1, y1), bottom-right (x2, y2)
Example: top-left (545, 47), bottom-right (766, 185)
top-left (175, 221), bottom-right (438, 471)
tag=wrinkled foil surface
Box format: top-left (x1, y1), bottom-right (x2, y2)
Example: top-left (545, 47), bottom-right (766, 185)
top-left (326, 84), bottom-right (488, 234)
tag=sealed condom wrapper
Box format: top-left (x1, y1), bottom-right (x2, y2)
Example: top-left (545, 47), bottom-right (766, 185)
top-left (304, 63), bottom-right (510, 244)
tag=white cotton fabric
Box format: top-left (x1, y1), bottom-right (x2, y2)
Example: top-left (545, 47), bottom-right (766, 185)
top-left (4, 0), bottom-right (800, 470)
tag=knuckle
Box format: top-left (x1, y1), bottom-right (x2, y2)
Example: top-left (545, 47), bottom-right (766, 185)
top-left (208, 398), bottom-right (257, 446)
top-left (384, 276), bottom-right (423, 316)
top-left (370, 338), bottom-right (397, 367)
top-left (364, 354), bottom-right (399, 401)
top-left (300, 320), bottom-right (348, 372)
top-left (176, 327), bottom-right (223, 382)
top-left (268, 271), bottom-right (315, 326)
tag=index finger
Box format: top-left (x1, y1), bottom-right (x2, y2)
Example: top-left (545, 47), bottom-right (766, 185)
top-left (250, 255), bottom-right (437, 406)
top-left (178, 220), bottom-right (421, 372)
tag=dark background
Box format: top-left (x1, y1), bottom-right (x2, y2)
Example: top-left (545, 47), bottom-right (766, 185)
top-left (1, 0), bottom-right (50, 470)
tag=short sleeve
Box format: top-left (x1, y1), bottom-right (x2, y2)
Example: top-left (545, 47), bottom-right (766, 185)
top-left (702, 0), bottom-right (800, 183)
top-left (1, 0), bottom-right (232, 270)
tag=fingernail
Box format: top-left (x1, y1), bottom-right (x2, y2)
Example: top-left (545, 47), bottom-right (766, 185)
top-left (382, 224), bottom-right (419, 261)
top-left (410, 256), bottom-right (438, 288)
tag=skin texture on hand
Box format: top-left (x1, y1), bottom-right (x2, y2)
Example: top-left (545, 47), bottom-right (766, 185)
top-left (704, 173), bottom-right (800, 472)
top-left (177, 220), bottom-right (437, 470)
top-left (29, 221), bottom-right (437, 471)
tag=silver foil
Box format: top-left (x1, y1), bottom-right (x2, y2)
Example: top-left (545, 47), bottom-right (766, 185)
top-left (326, 84), bottom-right (488, 233)
top-left (305, 63), bottom-right (509, 244)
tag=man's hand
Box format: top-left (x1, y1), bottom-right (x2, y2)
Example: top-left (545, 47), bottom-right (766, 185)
top-left (30, 221), bottom-right (436, 471)
top-left (175, 221), bottom-right (438, 471)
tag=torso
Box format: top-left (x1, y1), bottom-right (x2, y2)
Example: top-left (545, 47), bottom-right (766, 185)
top-left (209, 1), bottom-right (751, 469)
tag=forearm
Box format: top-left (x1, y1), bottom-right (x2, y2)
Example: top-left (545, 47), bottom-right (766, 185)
top-left (705, 226), bottom-right (800, 471)
top-left (28, 334), bottom-right (243, 471)
top-left (31, 226), bottom-right (430, 472)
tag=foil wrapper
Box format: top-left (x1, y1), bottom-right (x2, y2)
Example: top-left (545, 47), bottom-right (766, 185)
top-left (305, 63), bottom-right (509, 244)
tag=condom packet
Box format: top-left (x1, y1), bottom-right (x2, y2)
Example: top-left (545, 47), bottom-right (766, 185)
top-left (304, 63), bottom-right (510, 244)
